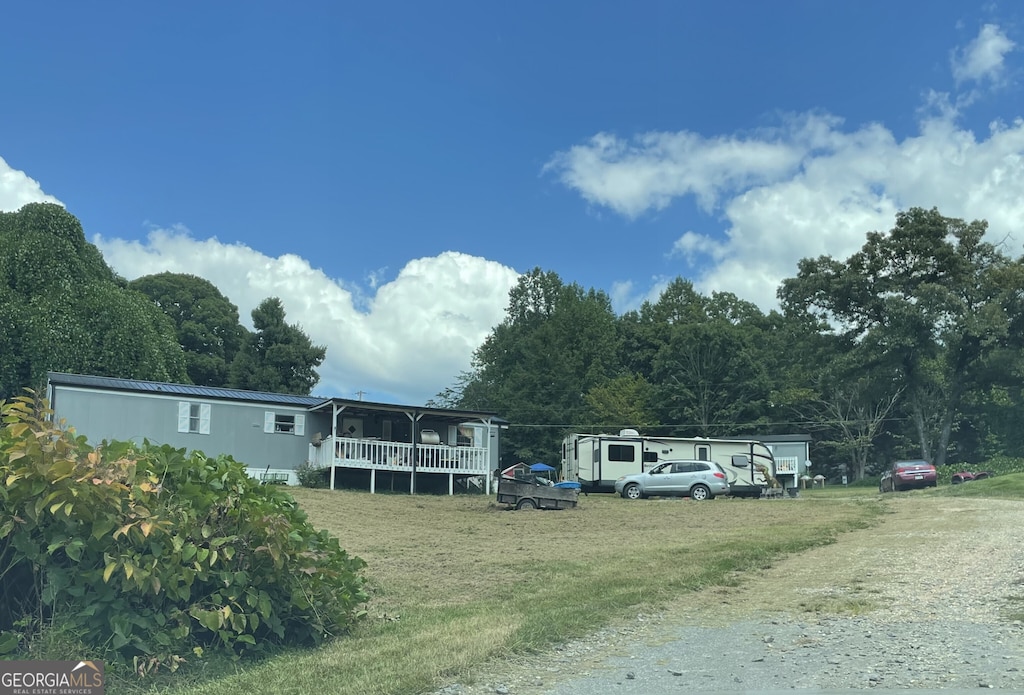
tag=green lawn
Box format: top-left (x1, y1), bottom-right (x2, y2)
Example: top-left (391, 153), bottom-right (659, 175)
top-left (130, 490), bottom-right (882, 695)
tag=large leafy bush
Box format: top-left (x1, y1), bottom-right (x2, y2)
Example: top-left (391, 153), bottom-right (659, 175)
top-left (0, 394), bottom-right (366, 664)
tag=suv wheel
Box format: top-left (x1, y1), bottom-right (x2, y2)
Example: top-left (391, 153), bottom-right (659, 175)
top-left (690, 484), bottom-right (710, 501)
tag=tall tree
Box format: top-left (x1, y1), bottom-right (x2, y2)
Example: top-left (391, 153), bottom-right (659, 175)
top-left (779, 207), bottom-right (1024, 467)
top-left (0, 203), bottom-right (187, 398)
top-left (651, 319), bottom-right (772, 436)
top-left (460, 269), bottom-right (620, 465)
top-left (583, 373), bottom-right (657, 431)
top-left (620, 279), bottom-right (775, 436)
top-left (228, 297), bottom-right (326, 395)
top-left (130, 272), bottom-right (247, 387)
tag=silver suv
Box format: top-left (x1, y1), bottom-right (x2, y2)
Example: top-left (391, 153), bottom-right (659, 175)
top-left (614, 460), bottom-right (730, 500)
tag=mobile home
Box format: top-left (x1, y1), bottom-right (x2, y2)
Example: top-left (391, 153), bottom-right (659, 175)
top-left (46, 372), bottom-right (507, 495)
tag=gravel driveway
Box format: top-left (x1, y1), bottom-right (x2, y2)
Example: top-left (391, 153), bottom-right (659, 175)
top-left (433, 495), bottom-right (1024, 694)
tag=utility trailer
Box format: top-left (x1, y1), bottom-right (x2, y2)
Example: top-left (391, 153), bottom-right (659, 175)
top-left (496, 477), bottom-right (580, 510)
top-left (561, 430), bottom-right (777, 498)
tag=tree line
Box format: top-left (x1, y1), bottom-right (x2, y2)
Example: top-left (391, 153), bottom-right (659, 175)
top-left (439, 208), bottom-right (1024, 481)
top-left (0, 203), bottom-right (326, 399)
top-left (6, 202), bottom-right (1020, 481)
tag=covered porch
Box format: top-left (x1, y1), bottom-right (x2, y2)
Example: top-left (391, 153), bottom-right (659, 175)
top-left (306, 398), bottom-right (504, 495)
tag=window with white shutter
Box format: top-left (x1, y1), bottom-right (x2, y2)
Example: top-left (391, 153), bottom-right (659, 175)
top-left (179, 402), bottom-right (211, 434)
top-left (266, 411), bottom-right (304, 435)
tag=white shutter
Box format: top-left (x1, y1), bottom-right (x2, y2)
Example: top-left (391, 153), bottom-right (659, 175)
top-left (264, 411), bottom-right (275, 433)
top-left (177, 402), bottom-right (190, 433)
top-left (294, 414), bottom-right (305, 436)
top-left (199, 404), bottom-right (212, 435)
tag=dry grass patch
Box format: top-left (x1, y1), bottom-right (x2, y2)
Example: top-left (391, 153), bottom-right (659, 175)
top-left (160, 489), bottom-right (881, 695)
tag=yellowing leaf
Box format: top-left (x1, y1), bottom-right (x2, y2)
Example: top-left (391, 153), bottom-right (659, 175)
top-left (140, 521), bottom-right (153, 537)
top-left (103, 562), bottom-right (117, 583)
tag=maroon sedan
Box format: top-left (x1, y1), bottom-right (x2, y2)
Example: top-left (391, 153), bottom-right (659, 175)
top-left (880, 460), bottom-right (937, 492)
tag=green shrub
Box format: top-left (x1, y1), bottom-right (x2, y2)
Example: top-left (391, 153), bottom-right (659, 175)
top-left (0, 394), bottom-right (367, 666)
top-left (295, 460), bottom-right (329, 489)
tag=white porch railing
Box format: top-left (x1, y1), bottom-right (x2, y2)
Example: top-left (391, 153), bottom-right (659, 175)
top-left (308, 436), bottom-right (490, 476)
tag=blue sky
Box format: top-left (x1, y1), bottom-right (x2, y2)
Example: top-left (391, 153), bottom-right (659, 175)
top-left (4, 2), bottom-right (1024, 404)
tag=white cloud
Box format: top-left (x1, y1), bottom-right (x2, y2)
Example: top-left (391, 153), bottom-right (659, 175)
top-left (95, 228), bottom-right (521, 404)
top-left (0, 157), bottom-right (520, 405)
top-left (547, 24), bottom-right (1024, 311)
top-left (542, 126), bottom-right (809, 218)
top-left (610, 277), bottom-right (673, 314)
top-left (952, 23), bottom-right (1016, 85)
top-left (548, 109), bottom-right (1024, 311)
top-left (0, 156), bottom-right (62, 211)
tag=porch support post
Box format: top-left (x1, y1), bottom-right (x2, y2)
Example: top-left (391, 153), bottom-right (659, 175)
top-left (484, 419), bottom-right (494, 495)
top-left (448, 472), bottom-right (454, 496)
top-left (405, 410), bottom-right (423, 495)
top-left (371, 468), bottom-right (376, 494)
top-left (330, 402), bottom-right (338, 491)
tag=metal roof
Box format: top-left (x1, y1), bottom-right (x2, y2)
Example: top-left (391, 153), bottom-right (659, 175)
top-left (46, 372), bottom-right (508, 424)
top-left (47, 372), bottom-right (329, 408)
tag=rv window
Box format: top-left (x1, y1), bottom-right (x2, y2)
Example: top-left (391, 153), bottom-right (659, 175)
top-left (607, 444), bottom-right (636, 462)
top-left (731, 454), bottom-right (750, 468)
top-left (642, 451), bottom-right (658, 463)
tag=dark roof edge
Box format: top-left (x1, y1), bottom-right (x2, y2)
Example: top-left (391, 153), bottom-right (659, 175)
top-left (46, 372), bottom-right (505, 422)
top-left (46, 372), bottom-right (328, 408)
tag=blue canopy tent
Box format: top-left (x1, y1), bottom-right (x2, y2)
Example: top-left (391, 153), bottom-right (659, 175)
top-left (528, 462), bottom-right (580, 490)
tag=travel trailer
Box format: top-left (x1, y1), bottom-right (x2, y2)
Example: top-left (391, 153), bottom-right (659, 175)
top-left (561, 430), bottom-right (777, 498)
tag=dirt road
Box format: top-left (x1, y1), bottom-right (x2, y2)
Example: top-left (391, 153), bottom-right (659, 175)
top-left (435, 495), bottom-right (1024, 693)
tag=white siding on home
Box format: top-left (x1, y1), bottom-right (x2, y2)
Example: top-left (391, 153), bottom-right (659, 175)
top-left (49, 380), bottom-right (319, 482)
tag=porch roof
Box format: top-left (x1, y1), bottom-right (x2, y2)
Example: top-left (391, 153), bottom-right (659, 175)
top-left (307, 397), bottom-right (509, 427)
